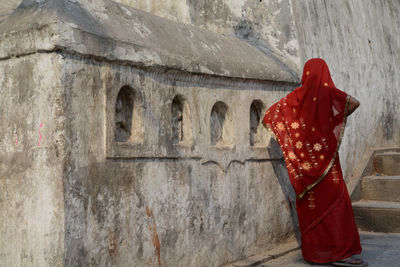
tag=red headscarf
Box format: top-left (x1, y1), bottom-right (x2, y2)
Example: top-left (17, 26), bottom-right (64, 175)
top-left (263, 58), bottom-right (349, 199)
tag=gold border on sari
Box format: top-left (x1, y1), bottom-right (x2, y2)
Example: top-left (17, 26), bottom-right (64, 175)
top-left (297, 95), bottom-right (350, 199)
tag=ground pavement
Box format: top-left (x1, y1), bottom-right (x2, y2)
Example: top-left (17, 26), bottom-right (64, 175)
top-left (229, 232), bottom-right (400, 267)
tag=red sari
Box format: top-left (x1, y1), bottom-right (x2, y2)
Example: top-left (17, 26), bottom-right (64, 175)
top-left (262, 58), bottom-right (361, 263)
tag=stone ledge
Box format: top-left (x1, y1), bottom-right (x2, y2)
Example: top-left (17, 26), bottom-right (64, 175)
top-left (223, 240), bottom-right (299, 267)
top-left (0, 0), bottom-right (299, 83)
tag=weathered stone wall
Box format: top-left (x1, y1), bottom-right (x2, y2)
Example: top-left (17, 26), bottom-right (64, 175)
top-left (111, 0), bottom-right (400, 179)
top-left (60, 55), bottom-right (294, 266)
top-left (291, 0), bottom-right (400, 179)
top-left (0, 0), bottom-right (300, 74)
top-left (0, 52), bottom-right (296, 266)
top-left (113, 0), bottom-right (300, 74)
top-left (0, 54), bottom-right (65, 266)
top-left (1, 0), bottom-right (399, 266)
top-left (0, 0), bottom-right (297, 266)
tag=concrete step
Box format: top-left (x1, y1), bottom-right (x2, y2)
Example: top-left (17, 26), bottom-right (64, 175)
top-left (353, 200), bottom-right (400, 233)
top-left (373, 152), bottom-right (400, 175)
top-left (361, 175), bottom-right (400, 202)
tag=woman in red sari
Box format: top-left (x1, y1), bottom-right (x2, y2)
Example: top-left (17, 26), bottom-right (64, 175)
top-left (263, 58), bottom-right (367, 266)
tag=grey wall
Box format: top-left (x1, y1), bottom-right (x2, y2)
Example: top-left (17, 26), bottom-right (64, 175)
top-left (291, 0), bottom-right (400, 179)
top-left (113, 0), bottom-right (400, 179)
top-left (0, 0), bottom-right (301, 74)
top-left (0, 0), bottom-right (399, 266)
top-left (0, 1), bottom-right (300, 266)
top-left (113, 0), bottom-right (300, 75)
top-left (0, 54), bottom-right (65, 267)
top-left (60, 55), bottom-right (295, 266)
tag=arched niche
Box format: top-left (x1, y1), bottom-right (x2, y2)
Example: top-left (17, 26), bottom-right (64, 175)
top-left (250, 100), bottom-right (267, 147)
top-left (210, 101), bottom-right (233, 146)
top-left (171, 95), bottom-right (192, 144)
top-left (115, 85), bottom-right (143, 142)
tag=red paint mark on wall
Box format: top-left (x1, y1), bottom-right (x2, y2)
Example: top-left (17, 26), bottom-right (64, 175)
top-left (14, 130), bottom-right (18, 146)
top-left (146, 206), bottom-right (161, 267)
top-left (146, 206), bottom-right (152, 217)
top-left (37, 123), bottom-right (43, 146)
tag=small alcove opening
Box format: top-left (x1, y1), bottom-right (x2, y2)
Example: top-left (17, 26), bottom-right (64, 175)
top-left (250, 100), bottom-right (267, 147)
top-left (115, 85), bottom-right (143, 143)
top-left (210, 101), bottom-right (234, 146)
top-left (171, 95), bottom-right (192, 145)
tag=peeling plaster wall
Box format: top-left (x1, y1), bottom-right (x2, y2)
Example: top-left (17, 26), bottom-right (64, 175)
top-left (60, 55), bottom-right (295, 266)
top-left (0, 0), bottom-right (299, 266)
top-left (291, 0), bottom-right (400, 179)
top-left (111, 0), bottom-right (400, 180)
top-left (1, 0), bottom-right (399, 266)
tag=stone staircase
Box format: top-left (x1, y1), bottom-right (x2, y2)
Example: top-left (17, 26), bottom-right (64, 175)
top-left (352, 150), bottom-right (400, 233)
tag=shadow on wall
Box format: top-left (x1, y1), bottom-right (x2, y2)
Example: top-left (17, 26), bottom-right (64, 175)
top-left (268, 138), bottom-right (301, 245)
top-left (171, 95), bottom-right (192, 145)
top-left (234, 19), bottom-right (300, 83)
top-left (115, 85), bottom-right (134, 142)
top-left (210, 101), bottom-right (233, 147)
top-left (114, 85), bottom-right (144, 143)
top-left (250, 100), bottom-right (268, 147)
top-left (381, 100), bottom-right (395, 140)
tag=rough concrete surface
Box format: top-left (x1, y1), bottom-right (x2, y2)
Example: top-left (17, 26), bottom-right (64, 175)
top-left (0, 0), bottom-right (298, 83)
top-left (0, 1), bottom-right (22, 22)
top-left (0, 46), bottom-right (295, 267)
top-left (353, 200), bottom-right (400, 233)
top-left (352, 149), bottom-right (400, 233)
top-left (60, 55), bottom-right (295, 267)
top-left (373, 152), bottom-right (400, 176)
top-left (0, 54), bottom-right (65, 267)
top-left (0, 0), bottom-right (399, 266)
top-left (113, 0), bottom-right (300, 74)
top-left (258, 232), bottom-right (400, 267)
top-left (0, 1), bottom-right (297, 266)
top-left (291, 0), bottom-right (400, 180)
top-left (361, 175), bottom-right (400, 202)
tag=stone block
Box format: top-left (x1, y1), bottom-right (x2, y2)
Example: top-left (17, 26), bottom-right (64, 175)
top-left (361, 176), bottom-right (400, 202)
top-left (353, 200), bottom-right (400, 233)
top-left (373, 153), bottom-right (400, 176)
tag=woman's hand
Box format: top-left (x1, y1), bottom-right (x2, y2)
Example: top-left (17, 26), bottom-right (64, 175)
top-left (346, 96), bottom-right (360, 117)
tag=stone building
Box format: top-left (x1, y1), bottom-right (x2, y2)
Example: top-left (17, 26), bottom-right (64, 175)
top-left (0, 0), bottom-right (399, 266)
